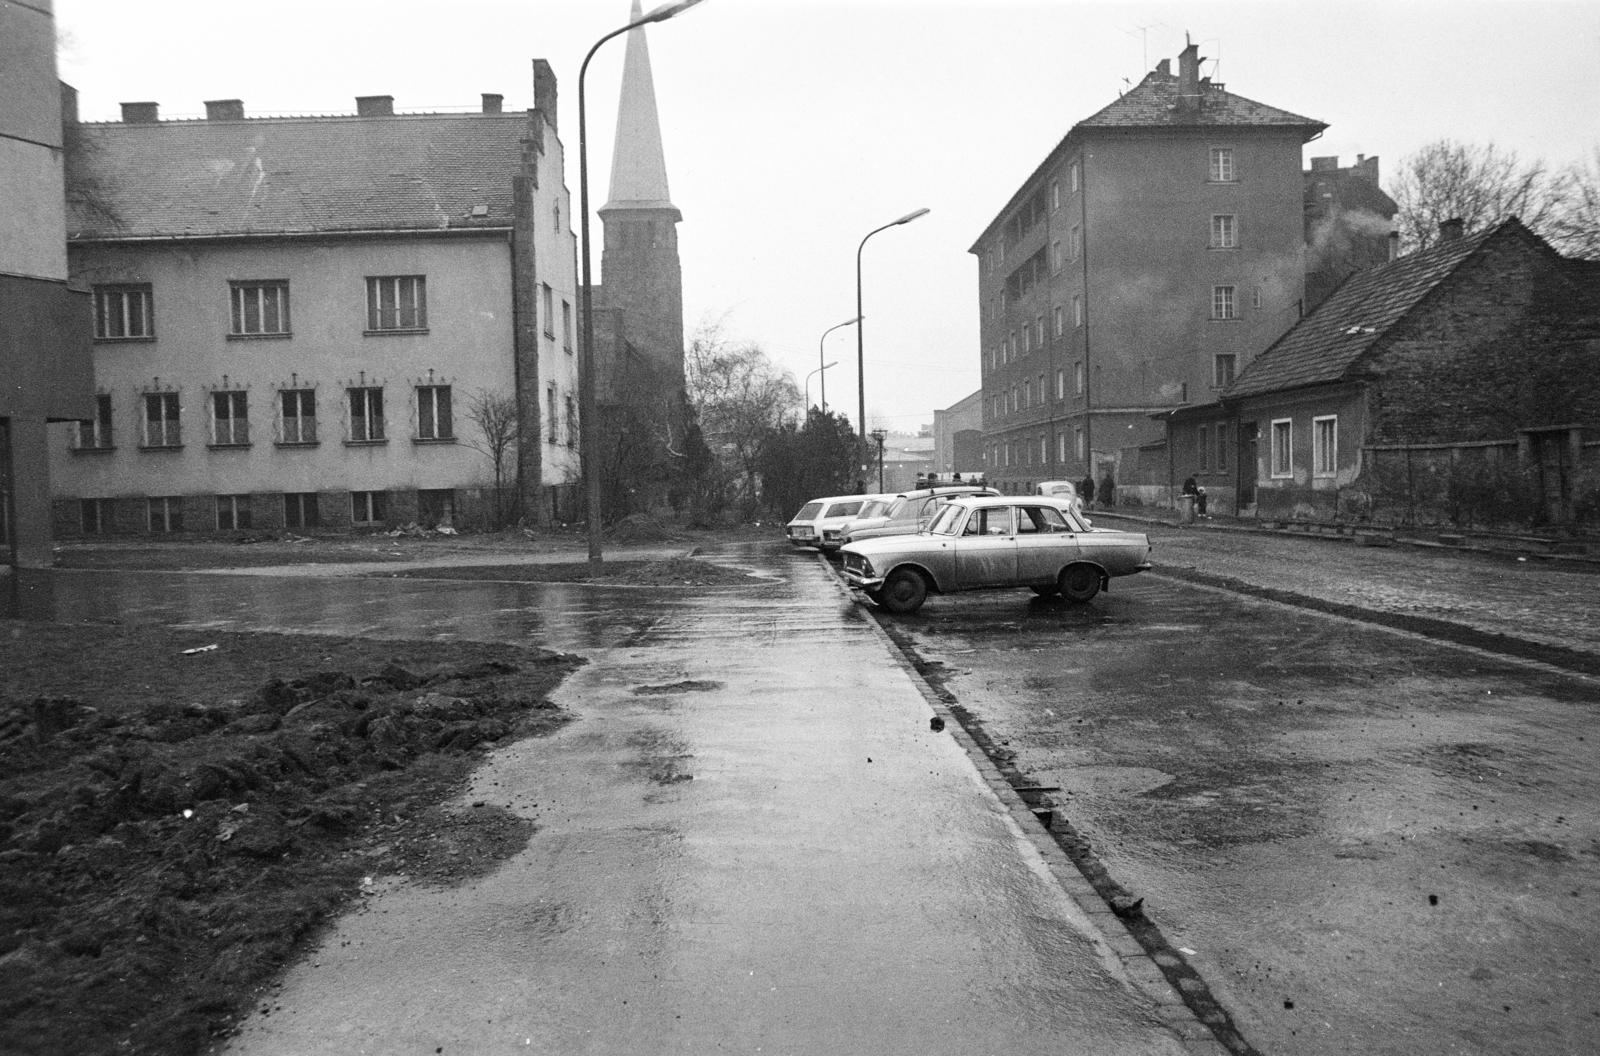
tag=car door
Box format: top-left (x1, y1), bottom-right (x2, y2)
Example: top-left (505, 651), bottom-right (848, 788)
top-left (1015, 504), bottom-right (1079, 585)
top-left (953, 505), bottom-right (1017, 589)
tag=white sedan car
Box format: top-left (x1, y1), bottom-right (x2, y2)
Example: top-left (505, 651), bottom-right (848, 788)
top-left (840, 495), bottom-right (1151, 613)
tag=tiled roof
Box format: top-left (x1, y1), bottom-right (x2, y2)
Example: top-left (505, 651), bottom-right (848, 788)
top-left (1226, 224), bottom-right (1512, 399)
top-left (1078, 70), bottom-right (1325, 134)
top-left (68, 113), bottom-right (535, 239)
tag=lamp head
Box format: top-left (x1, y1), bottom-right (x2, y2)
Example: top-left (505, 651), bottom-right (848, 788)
top-left (640, 0), bottom-right (707, 23)
top-left (893, 207), bottom-right (931, 225)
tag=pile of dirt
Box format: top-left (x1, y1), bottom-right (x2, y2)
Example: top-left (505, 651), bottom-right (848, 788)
top-left (603, 514), bottom-right (681, 543)
top-left (0, 625), bottom-right (582, 1056)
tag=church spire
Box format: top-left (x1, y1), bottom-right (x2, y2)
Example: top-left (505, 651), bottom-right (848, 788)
top-left (603, 0), bottom-right (678, 216)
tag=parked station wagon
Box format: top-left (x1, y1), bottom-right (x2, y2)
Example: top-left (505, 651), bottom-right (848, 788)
top-left (839, 485), bottom-right (999, 546)
top-left (840, 495), bottom-right (1151, 613)
top-left (785, 494), bottom-right (889, 552)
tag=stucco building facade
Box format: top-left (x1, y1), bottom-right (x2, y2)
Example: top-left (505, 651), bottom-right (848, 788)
top-left (51, 69), bottom-right (579, 535)
top-left (970, 42), bottom-right (1324, 496)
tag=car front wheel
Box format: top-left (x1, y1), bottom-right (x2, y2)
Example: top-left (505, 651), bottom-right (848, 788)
top-left (878, 569), bottom-right (928, 614)
top-left (1059, 564), bottom-right (1102, 603)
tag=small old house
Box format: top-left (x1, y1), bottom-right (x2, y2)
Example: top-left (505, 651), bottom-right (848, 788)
top-left (1166, 217), bottom-right (1600, 527)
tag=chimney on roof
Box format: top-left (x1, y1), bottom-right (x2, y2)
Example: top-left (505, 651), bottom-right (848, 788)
top-left (481, 93), bottom-right (504, 114)
top-left (205, 99), bottom-right (244, 121)
top-left (532, 59), bottom-right (558, 133)
top-left (356, 95), bottom-right (395, 117)
top-left (120, 101), bottom-right (159, 123)
top-left (1439, 217), bottom-right (1465, 242)
top-left (60, 82), bottom-right (79, 126)
top-left (1156, 58), bottom-right (1171, 76)
top-left (1176, 39), bottom-right (1202, 112)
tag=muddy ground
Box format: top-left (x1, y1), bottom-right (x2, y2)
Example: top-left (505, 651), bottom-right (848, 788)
top-left (2, 534), bottom-right (761, 1056)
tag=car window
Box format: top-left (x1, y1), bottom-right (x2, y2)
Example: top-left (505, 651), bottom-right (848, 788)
top-left (858, 500), bottom-right (889, 518)
top-left (929, 504), bottom-right (965, 536)
top-left (1061, 509), bottom-right (1091, 532)
top-left (1018, 505), bottom-right (1070, 533)
top-left (825, 501), bottom-right (863, 518)
top-left (794, 502), bottom-right (823, 520)
top-left (962, 507), bottom-right (1013, 536)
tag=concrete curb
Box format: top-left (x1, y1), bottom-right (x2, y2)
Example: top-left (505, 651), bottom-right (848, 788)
top-left (815, 553), bottom-right (1237, 1056)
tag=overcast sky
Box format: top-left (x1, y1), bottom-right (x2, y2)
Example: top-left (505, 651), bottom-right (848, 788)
top-left (55, 0), bottom-right (1600, 435)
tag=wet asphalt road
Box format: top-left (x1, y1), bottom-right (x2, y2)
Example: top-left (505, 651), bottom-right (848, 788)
top-left (868, 560), bottom-right (1600, 1056)
top-left (5, 547), bottom-right (1206, 1055)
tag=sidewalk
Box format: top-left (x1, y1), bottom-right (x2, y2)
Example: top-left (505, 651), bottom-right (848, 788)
top-left (222, 546), bottom-right (1219, 1055)
top-left (1093, 509), bottom-right (1600, 672)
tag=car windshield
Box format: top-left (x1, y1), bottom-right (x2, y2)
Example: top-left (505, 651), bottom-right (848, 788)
top-left (858, 500), bottom-right (891, 518)
top-left (928, 504), bottom-right (966, 536)
top-left (793, 502), bottom-right (823, 521)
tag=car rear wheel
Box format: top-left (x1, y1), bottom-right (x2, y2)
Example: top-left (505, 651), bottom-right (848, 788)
top-left (1059, 564), bottom-right (1102, 603)
top-left (878, 569), bottom-right (928, 614)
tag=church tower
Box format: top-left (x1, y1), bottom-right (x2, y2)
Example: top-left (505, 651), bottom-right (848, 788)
top-left (598, 0), bottom-right (686, 392)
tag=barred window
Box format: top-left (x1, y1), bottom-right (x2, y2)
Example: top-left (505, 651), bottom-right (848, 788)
top-left (351, 490), bottom-right (388, 525)
top-left (94, 285), bottom-right (153, 340)
top-left (366, 276), bottom-right (427, 331)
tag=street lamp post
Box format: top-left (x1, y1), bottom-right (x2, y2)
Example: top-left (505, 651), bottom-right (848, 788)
top-left (805, 360), bottom-right (837, 412)
top-left (855, 207), bottom-right (929, 442)
top-left (577, 0), bottom-right (706, 569)
top-left (870, 428), bottom-right (887, 493)
top-left (816, 315), bottom-right (859, 415)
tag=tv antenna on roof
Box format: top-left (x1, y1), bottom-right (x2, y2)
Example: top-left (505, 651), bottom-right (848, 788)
top-left (1120, 20), bottom-right (1167, 71)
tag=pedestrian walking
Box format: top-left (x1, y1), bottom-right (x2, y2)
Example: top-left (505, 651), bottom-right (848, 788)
top-left (1196, 484), bottom-right (1208, 518)
top-left (1080, 475), bottom-right (1096, 508)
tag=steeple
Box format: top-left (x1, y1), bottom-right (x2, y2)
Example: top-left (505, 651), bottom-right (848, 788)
top-left (602, 0), bottom-right (680, 218)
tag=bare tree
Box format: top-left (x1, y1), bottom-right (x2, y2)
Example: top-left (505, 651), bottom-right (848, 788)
top-left (1549, 146), bottom-right (1600, 260)
top-left (462, 390), bottom-right (520, 528)
top-left (685, 321), bottom-right (802, 513)
top-left (1392, 139), bottom-right (1571, 252)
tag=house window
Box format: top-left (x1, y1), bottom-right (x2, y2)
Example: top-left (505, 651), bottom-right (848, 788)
top-left (148, 497), bottom-right (183, 533)
top-left (93, 284), bottom-right (153, 340)
top-left (1039, 435), bottom-right (1048, 464)
top-left (565, 395), bottom-right (578, 447)
top-left (1199, 425), bottom-right (1210, 470)
top-left (216, 494), bottom-right (252, 530)
top-left (1035, 316), bottom-right (1045, 348)
top-left (1251, 286), bottom-right (1263, 310)
top-left (1210, 214), bottom-right (1237, 249)
top-left (1023, 380), bottom-right (1032, 408)
top-left (416, 385), bottom-right (454, 440)
top-left (351, 490), bottom-right (388, 526)
top-left (562, 300), bottom-right (573, 353)
top-left (80, 498), bottom-right (112, 535)
top-left (1209, 147), bottom-right (1236, 182)
top-left (1074, 426), bottom-right (1085, 461)
top-left (1073, 294), bottom-right (1084, 328)
top-left (1216, 423), bottom-right (1229, 470)
top-left (1313, 416), bottom-right (1338, 476)
top-left (1053, 306), bottom-right (1064, 338)
top-left (1022, 327), bottom-right (1032, 355)
top-left (1212, 285), bottom-right (1237, 320)
top-left (1050, 180), bottom-right (1060, 210)
top-left (366, 276), bottom-right (427, 331)
top-left (284, 492), bottom-right (320, 529)
top-left (229, 281), bottom-right (290, 336)
top-left (75, 395), bottom-right (115, 451)
top-left (1056, 369), bottom-right (1066, 399)
top-left (347, 386), bottom-right (385, 442)
top-left (280, 389), bottom-right (317, 444)
top-left (1271, 418), bottom-right (1293, 478)
top-left (542, 284), bottom-right (555, 338)
top-left (1214, 354), bottom-right (1237, 388)
top-left (142, 392), bottom-right (181, 448)
top-left (212, 391), bottom-right (249, 446)
top-left (1051, 241), bottom-right (1063, 273)
top-left (1069, 225), bottom-right (1082, 261)
top-left (1074, 361), bottom-right (1084, 395)
top-left (1069, 160), bottom-right (1081, 193)
top-left (1058, 432), bottom-right (1068, 462)
top-left (547, 385), bottom-right (559, 443)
